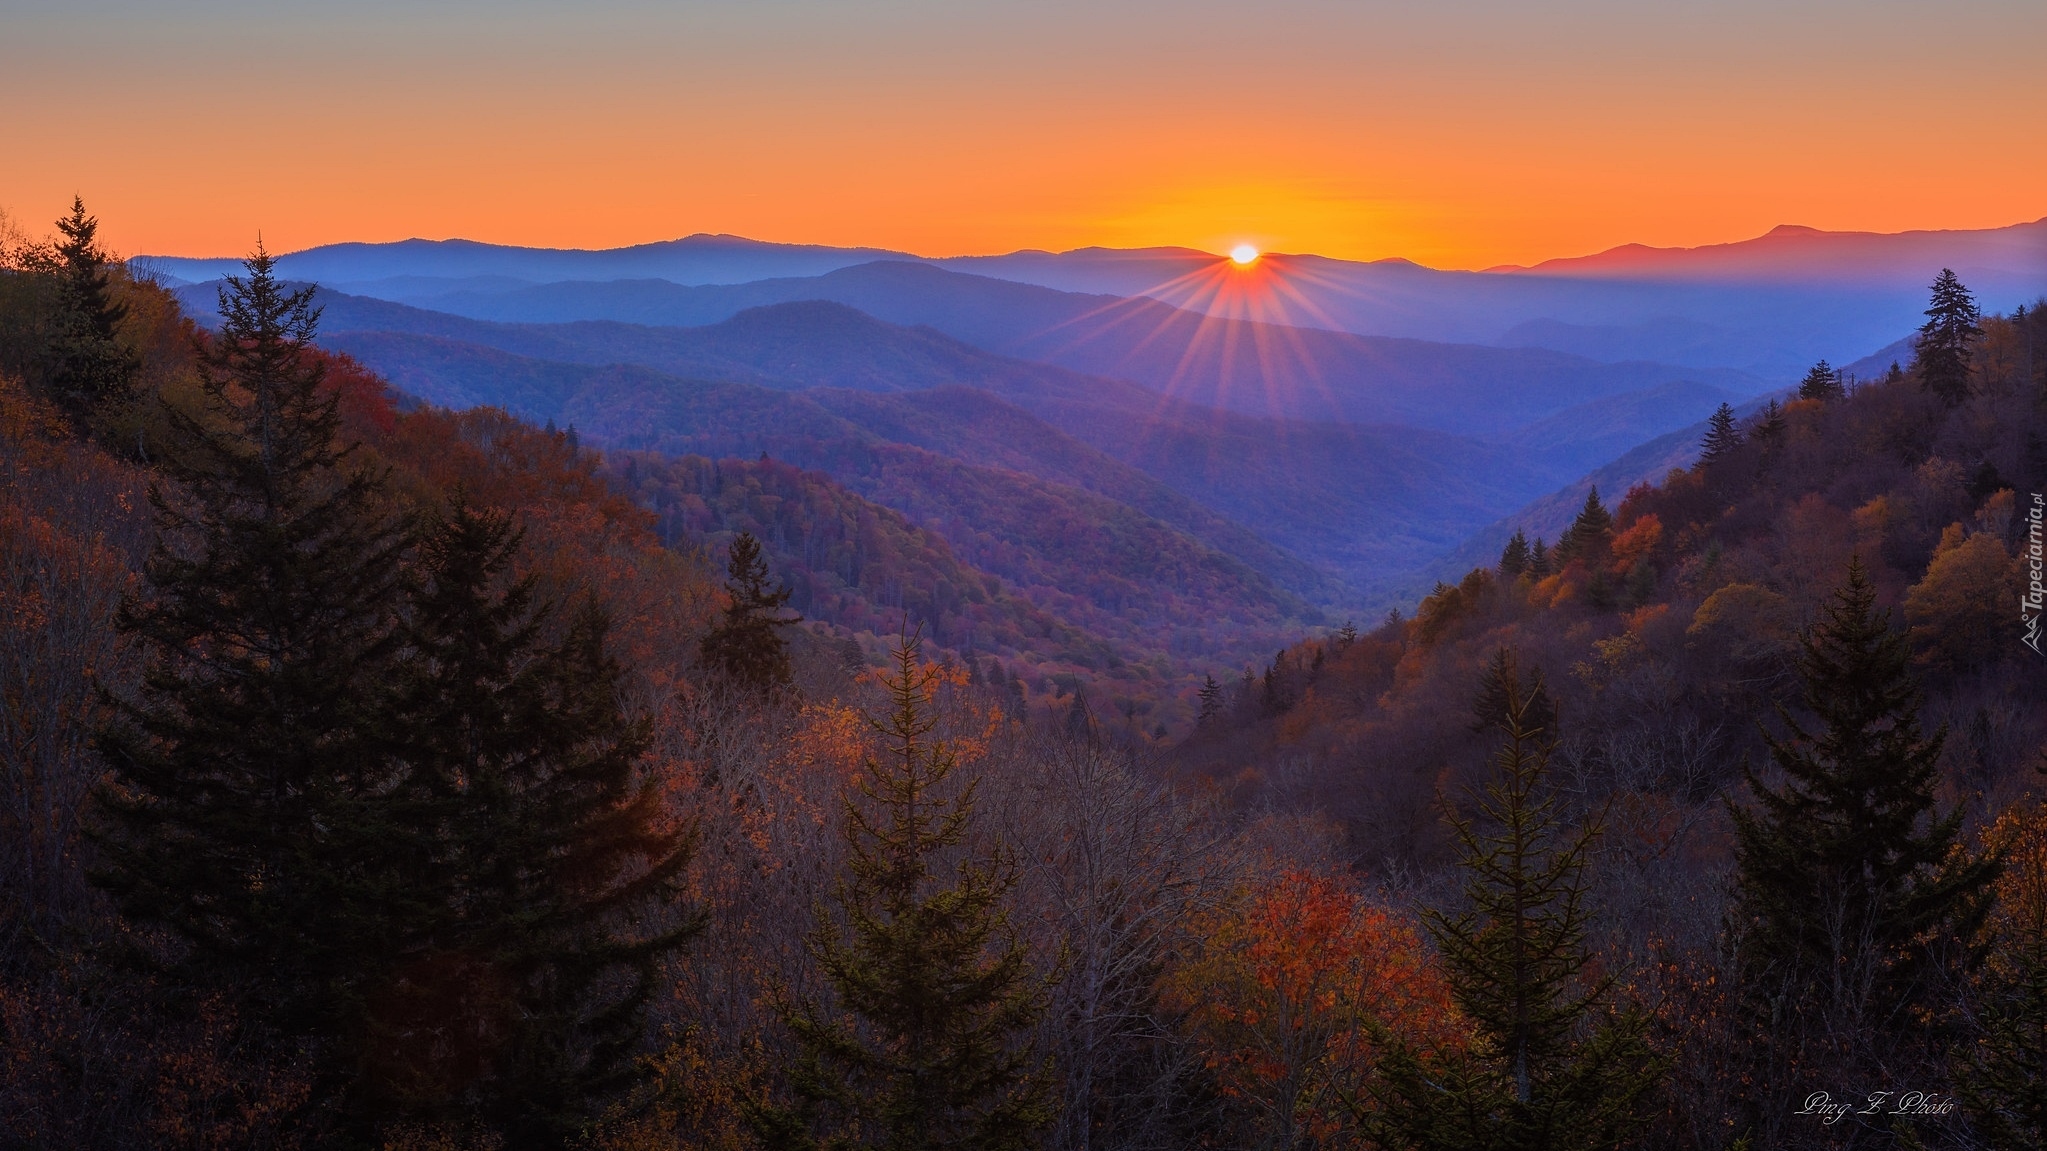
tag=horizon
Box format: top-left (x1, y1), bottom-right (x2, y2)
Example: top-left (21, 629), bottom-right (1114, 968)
top-left (6, 0), bottom-right (2043, 269)
top-left (100, 214), bottom-right (2047, 275)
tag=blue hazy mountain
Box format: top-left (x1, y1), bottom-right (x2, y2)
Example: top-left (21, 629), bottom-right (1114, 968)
top-left (133, 233), bottom-right (912, 289)
top-left (141, 218), bottom-right (2047, 375)
top-left (172, 263), bottom-right (1766, 438)
top-left (176, 283), bottom-right (1592, 605)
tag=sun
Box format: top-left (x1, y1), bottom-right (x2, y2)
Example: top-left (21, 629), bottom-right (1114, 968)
top-left (1229, 243), bottom-right (1259, 265)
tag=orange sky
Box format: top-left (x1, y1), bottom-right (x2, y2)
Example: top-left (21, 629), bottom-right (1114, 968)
top-left (2, 1), bottom-right (2042, 269)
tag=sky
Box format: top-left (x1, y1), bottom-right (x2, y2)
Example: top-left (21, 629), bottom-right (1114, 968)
top-left (1, 0), bottom-right (2043, 269)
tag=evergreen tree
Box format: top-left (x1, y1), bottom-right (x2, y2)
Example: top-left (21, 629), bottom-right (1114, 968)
top-left (1527, 537), bottom-right (1551, 579)
top-left (1470, 648), bottom-right (1555, 738)
top-left (377, 499), bottom-right (701, 1146)
top-left (1336, 618), bottom-right (1359, 647)
top-left (1755, 399), bottom-right (1785, 440)
top-left (1700, 402), bottom-right (1743, 468)
top-left (1752, 400), bottom-right (1787, 472)
top-left (701, 530), bottom-right (800, 690)
top-left (1196, 673), bottom-right (1224, 727)
top-left (1623, 559), bottom-right (1658, 608)
top-left (1363, 655), bottom-right (1658, 1151)
top-left (1914, 268), bottom-right (1982, 406)
top-left (44, 196), bottom-right (139, 427)
top-left (1726, 558), bottom-right (1998, 1145)
top-left (92, 247), bottom-right (414, 1127)
top-left (1797, 359), bottom-right (1845, 402)
top-left (1499, 528), bottom-right (1531, 578)
top-left (1064, 689), bottom-right (1094, 740)
top-left (754, 634), bottom-right (1050, 1151)
top-left (1554, 488), bottom-right (1612, 565)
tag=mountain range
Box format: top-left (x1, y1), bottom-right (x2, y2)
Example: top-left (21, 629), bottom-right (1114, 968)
top-left (142, 217), bottom-right (2046, 374)
top-left (151, 219), bottom-right (2043, 685)
top-left (171, 277), bottom-right (1750, 605)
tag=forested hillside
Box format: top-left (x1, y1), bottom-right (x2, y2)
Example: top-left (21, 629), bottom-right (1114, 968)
top-left (194, 279), bottom-right (1698, 606)
top-left (5, 202), bottom-right (2045, 1151)
top-left (1179, 283), bottom-right (2047, 1146)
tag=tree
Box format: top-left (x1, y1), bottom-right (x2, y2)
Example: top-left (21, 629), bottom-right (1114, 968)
top-left (1527, 537), bottom-right (1551, 579)
top-left (1797, 359), bottom-right (1845, 403)
top-left (43, 196), bottom-right (139, 427)
top-left (1914, 268), bottom-right (1982, 406)
top-left (1470, 647), bottom-right (1554, 738)
top-left (1754, 399), bottom-right (1785, 443)
top-left (1553, 488), bottom-right (1612, 566)
top-left (1363, 655), bottom-right (1658, 1151)
top-left (701, 530), bottom-right (800, 690)
top-left (1169, 870), bottom-right (1453, 1151)
top-left (1726, 557), bottom-right (1998, 1146)
top-left (1011, 732), bottom-right (1236, 1151)
top-left (91, 247), bottom-right (414, 1129)
top-left (1499, 528), bottom-right (1531, 578)
top-left (1903, 527), bottom-right (2015, 674)
top-left (754, 633), bottom-right (1050, 1151)
top-left (1197, 672), bottom-right (1224, 727)
top-left (1954, 797), bottom-right (2047, 1149)
top-left (1700, 402), bottom-right (1743, 468)
top-left (375, 498), bottom-right (701, 1146)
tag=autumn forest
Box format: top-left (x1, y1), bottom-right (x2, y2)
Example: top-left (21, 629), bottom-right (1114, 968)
top-left (2, 198), bottom-right (2046, 1151)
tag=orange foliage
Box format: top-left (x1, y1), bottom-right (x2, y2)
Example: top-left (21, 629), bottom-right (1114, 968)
top-left (1904, 526), bottom-right (2016, 672)
top-left (373, 407), bottom-right (654, 539)
top-left (1608, 512), bottom-right (1663, 572)
top-left (1980, 799), bottom-right (2047, 985)
top-left (1164, 869), bottom-right (1457, 1144)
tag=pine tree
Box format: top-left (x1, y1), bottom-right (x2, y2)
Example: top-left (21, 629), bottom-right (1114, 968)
top-left (44, 196), bottom-right (139, 427)
top-left (1700, 402), bottom-right (1743, 468)
top-left (1623, 559), bottom-right (1658, 608)
top-left (1196, 672), bottom-right (1224, 727)
top-left (1726, 558), bottom-right (1998, 1144)
top-left (1756, 399), bottom-right (1784, 440)
top-left (377, 499), bottom-right (701, 1146)
top-left (755, 635), bottom-right (1050, 1151)
top-left (701, 530), bottom-right (800, 690)
top-left (92, 247), bottom-right (414, 1125)
top-left (1752, 400), bottom-right (1787, 472)
top-left (1797, 359), bottom-right (1845, 403)
top-left (1528, 537), bottom-right (1551, 579)
top-left (1554, 488), bottom-right (1612, 565)
top-left (1336, 618), bottom-right (1359, 647)
top-left (1914, 268), bottom-right (1982, 406)
top-left (1363, 656), bottom-right (1658, 1151)
top-left (1470, 648), bottom-right (1555, 737)
top-left (1499, 528), bottom-right (1531, 578)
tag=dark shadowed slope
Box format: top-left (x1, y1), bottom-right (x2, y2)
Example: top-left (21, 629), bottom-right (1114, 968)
top-left (328, 330), bottom-right (1318, 662)
top-left (315, 320), bottom-right (1550, 608)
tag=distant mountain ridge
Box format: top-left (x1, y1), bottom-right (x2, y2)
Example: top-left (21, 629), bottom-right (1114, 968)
top-left (1498, 218), bottom-right (2047, 282)
top-left (291, 304), bottom-right (1554, 606)
top-left (135, 233), bottom-right (911, 288)
top-left (171, 262), bottom-right (1768, 439)
top-left (141, 218), bottom-right (2046, 374)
